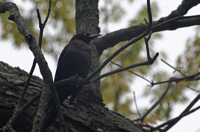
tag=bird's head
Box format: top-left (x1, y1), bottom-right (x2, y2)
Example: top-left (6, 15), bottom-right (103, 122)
top-left (72, 32), bottom-right (101, 44)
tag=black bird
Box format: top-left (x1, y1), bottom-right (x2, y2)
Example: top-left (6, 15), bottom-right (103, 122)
top-left (41, 32), bottom-right (101, 131)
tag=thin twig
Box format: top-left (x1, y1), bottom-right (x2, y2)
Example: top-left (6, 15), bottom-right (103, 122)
top-left (133, 91), bottom-right (141, 117)
top-left (138, 79), bottom-right (173, 122)
top-left (161, 59), bottom-right (186, 77)
top-left (50, 84), bottom-right (66, 132)
top-left (91, 53), bottom-right (158, 83)
top-left (151, 72), bottom-right (200, 86)
top-left (43, 0), bottom-right (51, 25)
top-left (18, 61), bottom-right (37, 106)
top-left (185, 85), bottom-right (200, 92)
top-left (110, 61), bottom-right (152, 83)
top-left (152, 105), bottom-right (200, 132)
top-left (144, 37), bottom-right (151, 61)
top-left (153, 94), bottom-right (200, 131)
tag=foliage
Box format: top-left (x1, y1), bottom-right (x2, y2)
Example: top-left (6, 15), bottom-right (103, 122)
top-left (1, 0), bottom-right (75, 59)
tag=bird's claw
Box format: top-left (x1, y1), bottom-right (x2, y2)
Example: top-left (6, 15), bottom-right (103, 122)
top-left (70, 74), bottom-right (83, 86)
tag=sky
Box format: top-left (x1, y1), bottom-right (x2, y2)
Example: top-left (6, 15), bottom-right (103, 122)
top-left (0, 0), bottom-right (200, 132)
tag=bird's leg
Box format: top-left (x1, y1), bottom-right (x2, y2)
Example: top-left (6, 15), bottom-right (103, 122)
top-left (70, 74), bottom-right (83, 87)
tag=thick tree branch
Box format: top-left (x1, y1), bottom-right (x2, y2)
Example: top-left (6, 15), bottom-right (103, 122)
top-left (0, 61), bottom-right (144, 132)
top-left (96, 0), bottom-right (200, 54)
top-left (5, 93), bottom-right (41, 132)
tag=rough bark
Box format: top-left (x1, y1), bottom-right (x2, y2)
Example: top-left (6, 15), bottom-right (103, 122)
top-left (0, 61), bottom-right (143, 132)
top-left (75, 0), bottom-right (100, 34)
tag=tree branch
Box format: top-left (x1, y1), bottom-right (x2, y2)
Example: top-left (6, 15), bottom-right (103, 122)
top-left (0, 61), bottom-right (144, 132)
top-left (151, 72), bottom-right (200, 87)
top-left (110, 61), bottom-right (152, 84)
top-left (18, 1), bottom-right (51, 107)
top-left (5, 93), bottom-right (41, 132)
top-left (139, 80), bottom-right (172, 122)
top-left (91, 53), bottom-right (158, 83)
top-left (0, 2), bottom-right (54, 132)
top-left (96, 0), bottom-right (200, 54)
top-left (153, 94), bottom-right (200, 131)
top-left (161, 59), bottom-right (186, 77)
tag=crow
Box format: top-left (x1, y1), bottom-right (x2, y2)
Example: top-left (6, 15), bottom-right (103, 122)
top-left (41, 32), bottom-right (101, 131)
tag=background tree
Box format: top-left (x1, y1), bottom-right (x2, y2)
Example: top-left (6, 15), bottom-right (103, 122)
top-left (0, 0), bottom-right (200, 132)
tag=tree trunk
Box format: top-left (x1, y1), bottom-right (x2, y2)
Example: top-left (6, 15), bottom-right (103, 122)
top-left (75, 0), bottom-right (103, 103)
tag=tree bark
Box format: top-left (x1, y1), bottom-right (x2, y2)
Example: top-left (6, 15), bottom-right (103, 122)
top-left (0, 61), bottom-right (143, 132)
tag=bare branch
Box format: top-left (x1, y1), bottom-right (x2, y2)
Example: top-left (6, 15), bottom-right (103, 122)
top-left (96, 0), bottom-right (200, 54)
top-left (18, 1), bottom-right (51, 107)
top-left (153, 94), bottom-right (200, 131)
top-left (0, 2), bottom-right (54, 132)
top-left (161, 59), bottom-right (186, 77)
top-left (160, 59), bottom-right (200, 92)
top-left (151, 72), bottom-right (200, 87)
top-left (185, 85), bottom-right (200, 92)
top-left (110, 61), bottom-right (152, 84)
top-left (133, 92), bottom-right (141, 117)
top-left (136, 79), bottom-right (173, 122)
top-left (92, 31), bottom-right (158, 83)
top-left (91, 53), bottom-right (158, 83)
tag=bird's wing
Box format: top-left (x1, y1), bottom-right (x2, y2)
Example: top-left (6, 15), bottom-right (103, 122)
top-left (55, 42), bottom-right (91, 82)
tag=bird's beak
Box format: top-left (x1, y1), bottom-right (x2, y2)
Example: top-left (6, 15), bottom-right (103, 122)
top-left (89, 34), bottom-right (102, 38)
